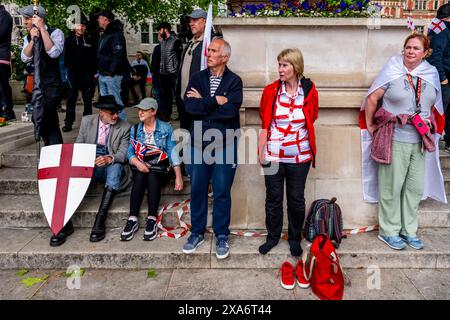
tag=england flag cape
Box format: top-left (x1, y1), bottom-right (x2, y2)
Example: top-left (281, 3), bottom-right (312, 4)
top-left (359, 54), bottom-right (447, 204)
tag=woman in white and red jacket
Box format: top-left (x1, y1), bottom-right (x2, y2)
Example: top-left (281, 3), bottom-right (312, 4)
top-left (258, 48), bottom-right (319, 257)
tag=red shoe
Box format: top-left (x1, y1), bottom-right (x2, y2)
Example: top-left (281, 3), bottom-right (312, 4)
top-left (295, 259), bottom-right (310, 288)
top-left (278, 261), bottom-right (295, 290)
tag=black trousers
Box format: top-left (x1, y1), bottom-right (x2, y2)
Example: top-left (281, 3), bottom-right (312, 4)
top-left (159, 73), bottom-right (180, 120)
top-left (0, 64), bottom-right (13, 115)
top-left (130, 170), bottom-right (167, 218)
top-left (442, 84), bottom-right (450, 144)
top-left (40, 84), bottom-right (63, 146)
top-left (178, 99), bottom-right (192, 131)
top-left (64, 69), bottom-right (94, 126)
top-left (263, 161), bottom-right (311, 246)
top-left (130, 79), bottom-right (146, 102)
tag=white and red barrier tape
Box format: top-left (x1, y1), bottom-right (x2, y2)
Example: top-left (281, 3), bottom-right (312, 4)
top-left (155, 197), bottom-right (379, 239)
top-left (156, 199), bottom-right (191, 239)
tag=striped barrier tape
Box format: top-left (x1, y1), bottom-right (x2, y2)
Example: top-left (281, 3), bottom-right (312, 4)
top-left (343, 224), bottom-right (379, 236)
top-left (155, 197), bottom-right (379, 239)
top-left (156, 199), bottom-right (191, 239)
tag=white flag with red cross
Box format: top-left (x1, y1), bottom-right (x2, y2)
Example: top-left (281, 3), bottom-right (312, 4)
top-left (428, 17), bottom-right (447, 35)
top-left (200, 2), bottom-right (213, 71)
top-left (38, 143), bottom-right (96, 235)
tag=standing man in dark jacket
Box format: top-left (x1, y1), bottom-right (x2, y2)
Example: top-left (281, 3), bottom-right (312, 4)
top-left (62, 16), bottom-right (97, 132)
top-left (20, 4), bottom-right (64, 146)
top-left (0, 5), bottom-right (14, 121)
top-left (176, 9), bottom-right (207, 131)
top-left (182, 38), bottom-right (243, 259)
top-left (150, 37), bottom-right (162, 109)
top-left (157, 22), bottom-right (182, 120)
top-left (96, 10), bottom-right (128, 120)
top-left (428, 3), bottom-right (450, 152)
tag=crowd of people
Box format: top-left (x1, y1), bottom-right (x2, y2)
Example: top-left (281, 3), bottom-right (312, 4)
top-left (0, 3), bottom-right (450, 263)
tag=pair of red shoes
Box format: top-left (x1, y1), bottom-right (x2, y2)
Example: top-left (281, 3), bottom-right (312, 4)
top-left (278, 260), bottom-right (310, 290)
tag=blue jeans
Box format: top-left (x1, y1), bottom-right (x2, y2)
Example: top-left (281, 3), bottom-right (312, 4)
top-left (189, 142), bottom-right (238, 236)
top-left (99, 74), bottom-right (126, 120)
top-left (92, 163), bottom-right (123, 191)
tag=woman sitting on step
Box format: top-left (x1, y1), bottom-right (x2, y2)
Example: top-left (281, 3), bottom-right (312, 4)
top-left (120, 97), bottom-right (183, 241)
top-left (362, 33), bottom-right (447, 251)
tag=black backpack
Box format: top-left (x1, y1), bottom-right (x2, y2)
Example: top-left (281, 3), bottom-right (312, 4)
top-left (303, 197), bottom-right (344, 248)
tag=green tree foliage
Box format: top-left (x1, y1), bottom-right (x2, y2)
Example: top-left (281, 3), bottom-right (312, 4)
top-left (7, 0), bottom-right (224, 32)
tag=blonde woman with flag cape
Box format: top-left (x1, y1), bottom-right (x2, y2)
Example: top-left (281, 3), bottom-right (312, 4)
top-left (360, 33), bottom-right (446, 251)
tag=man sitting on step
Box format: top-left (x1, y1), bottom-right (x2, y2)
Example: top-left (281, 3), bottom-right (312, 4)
top-left (50, 95), bottom-right (132, 246)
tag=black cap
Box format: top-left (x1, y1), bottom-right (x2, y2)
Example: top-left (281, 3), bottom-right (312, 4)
top-left (437, 3), bottom-right (450, 19)
top-left (156, 22), bottom-right (171, 31)
top-left (93, 95), bottom-right (124, 111)
top-left (97, 10), bottom-right (115, 21)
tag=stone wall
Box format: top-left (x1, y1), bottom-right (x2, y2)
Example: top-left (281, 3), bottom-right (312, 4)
top-left (213, 17), bottom-right (429, 229)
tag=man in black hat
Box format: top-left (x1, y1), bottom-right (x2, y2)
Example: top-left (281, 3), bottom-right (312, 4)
top-left (428, 2), bottom-right (450, 152)
top-left (50, 95), bottom-right (132, 246)
top-left (19, 4), bottom-right (64, 145)
top-left (96, 10), bottom-right (128, 120)
top-left (0, 4), bottom-right (14, 121)
top-left (62, 15), bottom-right (97, 132)
top-left (157, 21), bottom-right (183, 120)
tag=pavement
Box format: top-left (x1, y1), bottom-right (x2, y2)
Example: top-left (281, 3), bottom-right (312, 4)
top-left (1, 268), bottom-right (450, 300)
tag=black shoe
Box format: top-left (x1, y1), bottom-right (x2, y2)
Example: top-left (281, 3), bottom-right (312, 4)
top-left (445, 143), bottom-right (450, 153)
top-left (2, 112), bottom-right (16, 122)
top-left (62, 124), bottom-right (72, 132)
top-left (90, 187), bottom-right (117, 242)
top-left (49, 221), bottom-right (74, 247)
top-left (143, 217), bottom-right (158, 241)
top-left (120, 217), bottom-right (139, 241)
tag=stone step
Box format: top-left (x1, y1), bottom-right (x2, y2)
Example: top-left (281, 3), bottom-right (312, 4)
top-left (0, 194), bottom-right (194, 229)
top-left (0, 227), bottom-right (449, 269)
top-left (0, 194), bottom-right (446, 229)
top-left (0, 122), bottom-right (35, 156)
top-left (440, 150), bottom-right (450, 170)
top-left (0, 167), bottom-right (190, 195)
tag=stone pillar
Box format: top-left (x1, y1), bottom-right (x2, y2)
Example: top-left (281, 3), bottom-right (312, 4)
top-left (213, 17), bottom-right (429, 229)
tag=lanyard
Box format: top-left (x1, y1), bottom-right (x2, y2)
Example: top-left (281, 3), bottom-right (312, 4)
top-left (407, 74), bottom-right (422, 111)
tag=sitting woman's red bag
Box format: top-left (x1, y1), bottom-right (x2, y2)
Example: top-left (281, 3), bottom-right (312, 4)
top-left (304, 234), bottom-right (345, 300)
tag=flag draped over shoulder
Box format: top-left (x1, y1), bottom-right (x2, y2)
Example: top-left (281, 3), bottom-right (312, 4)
top-left (428, 17), bottom-right (447, 35)
top-left (200, 2), bottom-right (213, 71)
top-left (359, 54), bottom-right (447, 204)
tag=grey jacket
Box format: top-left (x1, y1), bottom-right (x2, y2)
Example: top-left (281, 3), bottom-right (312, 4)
top-left (160, 33), bottom-right (182, 75)
top-left (76, 114), bottom-right (132, 191)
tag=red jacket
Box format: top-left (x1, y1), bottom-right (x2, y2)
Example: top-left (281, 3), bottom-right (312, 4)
top-left (259, 78), bottom-right (319, 167)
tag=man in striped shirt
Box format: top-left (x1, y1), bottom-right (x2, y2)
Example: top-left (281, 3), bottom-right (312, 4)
top-left (183, 38), bottom-right (243, 259)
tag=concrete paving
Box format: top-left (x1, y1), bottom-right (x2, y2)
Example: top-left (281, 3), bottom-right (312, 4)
top-left (1, 268), bottom-right (449, 300)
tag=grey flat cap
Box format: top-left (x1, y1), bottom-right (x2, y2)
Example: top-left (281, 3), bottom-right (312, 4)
top-left (18, 4), bottom-right (47, 18)
top-left (188, 8), bottom-right (207, 19)
top-left (134, 97), bottom-right (158, 111)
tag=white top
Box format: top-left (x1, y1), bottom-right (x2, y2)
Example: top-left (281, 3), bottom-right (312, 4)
top-left (21, 25), bottom-right (64, 63)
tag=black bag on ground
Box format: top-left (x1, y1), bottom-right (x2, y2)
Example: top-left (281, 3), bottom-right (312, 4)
top-left (303, 197), bottom-right (344, 248)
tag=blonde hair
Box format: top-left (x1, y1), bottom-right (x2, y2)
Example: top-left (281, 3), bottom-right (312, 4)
top-left (277, 48), bottom-right (304, 78)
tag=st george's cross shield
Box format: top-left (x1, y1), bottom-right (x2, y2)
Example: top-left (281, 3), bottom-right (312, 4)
top-left (37, 143), bottom-right (96, 235)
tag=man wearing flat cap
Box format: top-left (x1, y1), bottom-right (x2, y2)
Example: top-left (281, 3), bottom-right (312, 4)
top-left (49, 95), bottom-right (132, 246)
top-left (428, 3), bottom-right (450, 152)
top-left (176, 8), bottom-right (208, 131)
top-left (96, 10), bottom-right (128, 120)
top-left (62, 14), bottom-right (97, 132)
top-left (19, 4), bottom-right (65, 146)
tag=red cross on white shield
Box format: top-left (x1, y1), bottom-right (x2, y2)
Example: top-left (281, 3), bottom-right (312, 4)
top-left (37, 143), bottom-right (96, 235)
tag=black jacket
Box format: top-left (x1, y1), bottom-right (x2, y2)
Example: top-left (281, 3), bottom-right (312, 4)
top-left (184, 67), bottom-right (243, 140)
top-left (97, 19), bottom-right (128, 76)
top-left (150, 44), bottom-right (161, 76)
top-left (428, 21), bottom-right (450, 82)
top-left (0, 5), bottom-right (12, 61)
top-left (160, 32), bottom-right (182, 75)
top-left (64, 32), bottom-right (97, 72)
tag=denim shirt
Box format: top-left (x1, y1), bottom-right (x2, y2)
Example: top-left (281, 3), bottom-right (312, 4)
top-left (127, 119), bottom-right (181, 166)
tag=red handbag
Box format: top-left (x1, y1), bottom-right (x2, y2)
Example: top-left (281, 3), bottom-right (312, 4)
top-left (305, 234), bottom-right (345, 300)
